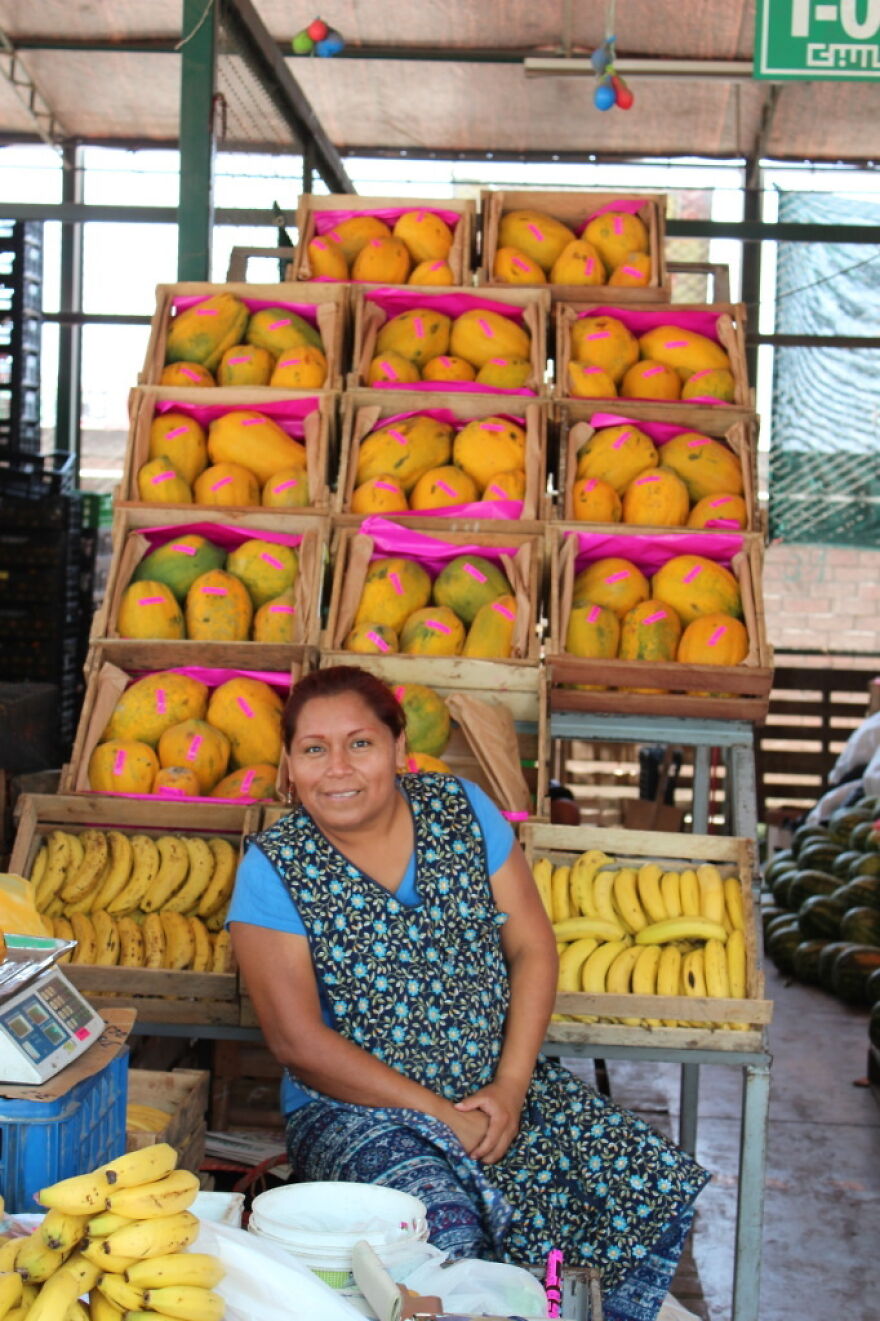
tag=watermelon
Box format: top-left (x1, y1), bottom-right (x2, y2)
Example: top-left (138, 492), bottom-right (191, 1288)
top-left (761, 905), bottom-right (787, 932)
top-left (771, 872), bottom-right (798, 909)
top-left (767, 922), bottom-right (802, 975)
top-left (788, 869), bottom-right (839, 909)
top-left (819, 941), bottom-right (853, 991)
top-left (792, 939), bottom-right (827, 986)
top-left (828, 808), bottom-right (872, 846)
top-left (848, 821), bottom-right (879, 852)
top-left (835, 877), bottom-right (880, 913)
top-left (840, 906), bottom-right (880, 947)
top-left (870, 1001), bottom-right (880, 1050)
top-left (796, 841), bottom-right (843, 872)
top-left (866, 967), bottom-right (880, 1007)
top-left (797, 894), bottom-right (845, 941)
top-left (766, 912), bottom-right (800, 942)
top-left (831, 945), bottom-right (880, 1003)
top-left (791, 824), bottom-right (829, 857)
top-left (764, 851), bottom-right (795, 884)
top-left (832, 850), bottom-right (863, 879)
top-left (851, 853), bottom-right (880, 879)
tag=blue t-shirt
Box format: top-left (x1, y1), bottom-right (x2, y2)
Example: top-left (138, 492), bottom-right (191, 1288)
top-left (228, 779), bottom-right (514, 1114)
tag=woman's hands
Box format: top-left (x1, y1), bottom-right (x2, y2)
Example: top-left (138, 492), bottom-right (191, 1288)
top-left (451, 1077), bottom-right (528, 1165)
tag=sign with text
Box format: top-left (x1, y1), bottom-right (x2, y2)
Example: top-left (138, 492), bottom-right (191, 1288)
top-left (755, 0), bottom-right (880, 78)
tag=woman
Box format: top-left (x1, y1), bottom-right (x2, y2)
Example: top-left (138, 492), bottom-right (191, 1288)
top-left (230, 666), bottom-right (708, 1320)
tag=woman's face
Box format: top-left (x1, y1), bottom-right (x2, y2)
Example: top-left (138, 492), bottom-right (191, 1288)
top-left (285, 690), bottom-right (404, 832)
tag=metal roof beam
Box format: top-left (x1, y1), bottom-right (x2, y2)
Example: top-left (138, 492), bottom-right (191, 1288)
top-left (218, 0), bottom-right (353, 194)
top-left (0, 26), bottom-right (65, 146)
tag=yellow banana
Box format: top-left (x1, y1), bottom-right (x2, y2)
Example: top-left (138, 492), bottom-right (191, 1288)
top-left (657, 944), bottom-right (683, 1026)
top-left (103, 1142), bottom-right (178, 1190)
top-left (103, 1210), bottom-right (199, 1261)
top-left (29, 845), bottom-right (48, 892)
top-left (88, 1289), bottom-right (125, 1320)
top-left (0, 1240), bottom-right (20, 1272)
top-left (612, 867), bottom-right (647, 933)
top-left (606, 944), bottom-right (643, 1022)
top-left (117, 916), bottom-right (145, 968)
top-left (39, 1208), bottom-right (90, 1252)
top-left (550, 866), bottom-right (571, 924)
top-left (211, 929), bottom-right (235, 974)
top-left (91, 832), bottom-right (135, 911)
top-left (726, 928), bottom-right (747, 999)
top-left (160, 912), bottom-right (195, 970)
top-left (635, 917), bottom-right (728, 946)
top-left (143, 912), bottom-right (166, 969)
top-left (697, 863), bottom-right (725, 923)
top-left (189, 917), bottom-right (212, 972)
top-left (52, 916), bottom-right (75, 963)
top-left (127, 1254), bottom-right (225, 1290)
top-left (679, 868), bottom-right (701, 917)
top-left (581, 938), bottom-right (631, 993)
top-left (92, 911), bottom-right (120, 967)
top-left (556, 937), bottom-right (598, 992)
top-left (591, 868), bottom-right (620, 928)
top-left (87, 1213), bottom-right (132, 1239)
top-left (631, 943), bottom-right (662, 1026)
top-left (67, 831), bottom-right (85, 871)
top-left (38, 1171), bottom-right (109, 1216)
top-left (61, 829), bottom-right (109, 903)
top-left (143, 1285), bottom-right (225, 1321)
top-left (106, 835), bottom-right (161, 916)
top-left (126, 1104), bottom-right (172, 1134)
top-left (551, 915), bottom-right (625, 943)
top-left (14, 1231), bottom-right (63, 1282)
top-left (637, 862), bottom-right (667, 923)
top-left (0, 1272), bottom-right (22, 1319)
top-left (660, 871), bottom-right (682, 919)
top-left (141, 837), bottom-right (190, 912)
top-left (723, 876), bottom-right (745, 932)
top-left (570, 850), bottom-right (611, 917)
top-left (37, 830), bottom-right (73, 907)
top-left (15, 1270), bottom-right (80, 1321)
top-left (66, 1302), bottom-right (90, 1321)
top-left (96, 1274), bottom-right (146, 1312)
top-left (81, 1238), bottom-right (138, 1275)
top-left (197, 837), bottom-right (237, 917)
top-left (530, 857), bottom-right (553, 920)
top-left (106, 1170), bottom-right (199, 1220)
top-left (162, 838), bottom-right (214, 913)
top-left (204, 905), bottom-right (229, 933)
top-left (682, 948), bottom-right (708, 998)
top-left (704, 937), bottom-right (731, 998)
top-left (69, 912), bottom-right (97, 965)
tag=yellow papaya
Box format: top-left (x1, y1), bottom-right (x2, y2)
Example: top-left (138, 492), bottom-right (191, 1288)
top-left (422, 355), bottom-right (475, 382)
top-left (132, 534), bottom-right (226, 602)
top-left (409, 260), bottom-right (455, 287)
top-left (165, 293), bottom-right (249, 371)
top-left (582, 212), bottom-right (649, 269)
top-left (390, 682), bottom-right (451, 755)
top-left (476, 357), bottom-right (533, 389)
top-left (567, 362), bottom-right (617, 398)
top-left (104, 671), bottom-right (209, 747)
top-left (352, 236), bottom-right (412, 283)
top-left (351, 474), bottom-right (409, 515)
top-left (453, 416), bottom-right (527, 491)
top-left (211, 763), bottom-right (278, 800)
top-left (681, 368), bottom-right (737, 402)
top-left (157, 719), bottom-right (231, 793)
top-left (483, 469), bottom-right (527, 502)
top-left (368, 351), bottom-right (420, 386)
top-left (159, 362), bottom-right (215, 389)
top-left (608, 252), bottom-right (652, 287)
top-left (354, 557), bottom-right (432, 633)
top-left (246, 306), bottom-right (323, 354)
top-left (88, 740), bottom-right (159, 795)
top-left (565, 601), bottom-right (621, 658)
top-left (207, 411), bottom-right (307, 486)
top-left (409, 465), bottom-right (478, 511)
top-left (619, 600), bottom-right (683, 662)
top-left (207, 678), bottom-right (283, 768)
top-left (325, 215), bottom-right (391, 263)
top-left (677, 613), bottom-right (749, 665)
top-left (492, 247), bottom-right (547, 284)
top-left (185, 569), bottom-right (254, 641)
top-left (137, 458), bottom-right (193, 505)
top-left (262, 467), bottom-right (310, 508)
top-left (253, 590), bottom-right (298, 643)
top-left (651, 556), bottom-right (742, 625)
top-left (462, 594), bottom-right (517, 658)
top-left (377, 308), bottom-right (452, 367)
top-left (450, 310), bottom-right (530, 370)
top-left (393, 211), bottom-right (454, 262)
top-left (400, 606), bottom-right (466, 655)
top-left (432, 554), bottom-right (511, 625)
top-left (570, 315), bottom-right (639, 383)
top-left (217, 344), bottom-right (275, 387)
top-left (344, 622), bottom-right (399, 654)
top-left (576, 424), bottom-right (658, 493)
top-left (148, 413), bottom-right (208, 486)
top-left (621, 360), bottom-right (681, 400)
top-left (153, 765), bottom-right (201, 797)
top-left (307, 235), bottom-right (349, 279)
top-left (637, 326), bottom-right (730, 381)
top-left (550, 240), bottom-right (606, 286)
top-left (193, 462), bottom-right (260, 507)
top-left (270, 346), bottom-right (328, 389)
top-left (572, 558), bottom-right (650, 618)
top-left (117, 581), bottom-right (185, 640)
top-left (226, 538), bottom-right (299, 608)
top-left (660, 433), bottom-right (744, 502)
top-left (356, 415), bottom-right (454, 492)
top-left (622, 467), bottom-right (690, 527)
top-left (498, 210), bottom-right (575, 272)
top-left (687, 493), bottom-right (747, 530)
top-left (571, 477), bottom-right (622, 523)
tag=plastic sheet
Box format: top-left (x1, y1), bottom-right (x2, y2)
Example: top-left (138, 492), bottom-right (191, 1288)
top-left (136, 522), bottom-right (304, 552)
top-left (360, 515), bottom-right (520, 575)
top-left (153, 395), bottom-right (319, 437)
top-left (566, 527), bottom-right (744, 575)
top-left (366, 287), bottom-right (528, 324)
top-left (171, 294), bottom-right (321, 325)
top-left (314, 206), bottom-right (463, 234)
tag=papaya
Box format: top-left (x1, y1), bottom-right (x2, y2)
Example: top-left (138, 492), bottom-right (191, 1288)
top-left (165, 293), bottom-right (249, 371)
top-left (575, 424), bottom-right (658, 493)
top-left (621, 468), bottom-right (690, 527)
top-left (354, 557), bottom-right (432, 633)
top-left (376, 308), bottom-right (452, 367)
top-left (356, 415), bottom-right (453, 492)
top-left (368, 352), bottom-right (421, 386)
top-left (687, 493), bottom-right (748, 531)
top-left (307, 235), bottom-right (349, 279)
top-left (157, 719), bottom-right (231, 793)
top-left (351, 473), bottom-right (409, 515)
top-left (582, 212), bottom-right (648, 270)
top-left (152, 765), bottom-right (202, 797)
top-left (216, 344), bottom-right (275, 387)
top-left (659, 433), bottom-right (744, 502)
top-left (400, 606), bottom-right (466, 655)
top-left (159, 362), bottom-right (215, 389)
top-left (211, 763), bottom-right (278, 800)
top-left (550, 240), bottom-right (606, 286)
top-left (637, 325), bottom-right (730, 381)
top-left (262, 467), bottom-right (311, 509)
top-left (483, 469), bottom-right (527, 501)
top-left (571, 477), bottom-right (623, 523)
top-left (453, 417), bottom-right (526, 491)
top-left (565, 601), bottom-right (620, 658)
top-left (207, 678), bottom-right (284, 768)
top-left (421, 355), bottom-right (476, 382)
top-left (246, 306), bottom-right (323, 355)
top-left (344, 622), bottom-right (399, 654)
top-left (462, 594), bottom-right (517, 659)
top-left (651, 556), bottom-right (743, 625)
top-left (475, 358), bottom-right (533, 389)
top-left (620, 360), bottom-right (681, 401)
top-left (498, 209), bottom-right (575, 272)
top-left (567, 362), bottom-right (617, 399)
top-left (88, 740), bottom-right (159, 795)
top-left (352, 236), bottom-right (412, 283)
top-left (432, 554), bottom-right (511, 625)
top-left (132, 534), bottom-right (226, 602)
top-left (253, 590), bottom-right (298, 644)
top-left (185, 569), bottom-right (254, 641)
top-left (619, 600), bottom-right (682, 662)
top-left (677, 612), bottom-right (749, 665)
top-left (325, 215), bottom-right (392, 263)
top-left (116, 581), bottom-right (185, 640)
top-left (492, 247), bottom-right (547, 284)
top-left (408, 260), bottom-right (455, 287)
top-left (570, 315), bottom-right (639, 383)
top-left (450, 310), bottom-right (530, 370)
top-left (608, 253), bottom-right (652, 287)
top-left (193, 462), bottom-right (260, 507)
top-left (391, 682), bottom-right (451, 756)
top-left (572, 558), bottom-right (650, 618)
top-left (104, 671), bottom-right (209, 747)
top-left (681, 368), bottom-right (737, 402)
top-left (393, 210), bottom-right (454, 262)
top-left (405, 752), bottom-right (452, 775)
top-left (148, 413), bottom-right (208, 486)
top-left (269, 346), bottom-right (328, 389)
top-left (137, 458), bottom-right (192, 505)
top-left (409, 465), bottom-right (478, 510)
top-left (207, 411), bottom-right (307, 486)
top-left (226, 538), bottom-right (299, 608)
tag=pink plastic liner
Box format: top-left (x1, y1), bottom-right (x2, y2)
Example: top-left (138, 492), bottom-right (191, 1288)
top-left (576, 196), bottom-right (650, 236)
top-left (366, 287), bottom-right (528, 324)
top-left (136, 522), bottom-right (304, 552)
top-left (566, 529), bottom-right (743, 576)
top-left (360, 514), bottom-right (520, 576)
top-left (575, 304), bottom-right (723, 342)
top-left (153, 394), bottom-right (319, 438)
top-left (372, 379), bottom-right (536, 397)
top-left (171, 294), bottom-right (320, 326)
top-left (409, 498), bottom-right (524, 521)
top-left (373, 408), bottom-right (526, 431)
top-left (78, 788), bottom-right (275, 805)
top-left (588, 412), bottom-right (722, 448)
top-left (313, 206), bottom-right (462, 235)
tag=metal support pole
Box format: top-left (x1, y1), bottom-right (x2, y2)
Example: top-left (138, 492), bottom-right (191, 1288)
top-left (302, 142), bottom-right (314, 195)
top-left (732, 1062), bottom-right (771, 1321)
top-left (177, 0), bottom-right (217, 280)
top-left (728, 742), bottom-right (759, 841)
top-left (742, 156), bottom-right (763, 387)
top-left (692, 745), bottom-right (711, 833)
top-left (678, 1063), bottom-right (700, 1155)
top-left (55, 141), bottom-right (83, 464)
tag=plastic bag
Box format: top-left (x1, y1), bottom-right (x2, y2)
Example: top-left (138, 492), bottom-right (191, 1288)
top-left (828, 710), bottom-right (880, 786)
top-left (392, 1240), bottom-right (548, 1317)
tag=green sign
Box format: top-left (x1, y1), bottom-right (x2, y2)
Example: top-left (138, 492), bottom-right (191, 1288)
top-left (755, 0), bottom-right (880, 78)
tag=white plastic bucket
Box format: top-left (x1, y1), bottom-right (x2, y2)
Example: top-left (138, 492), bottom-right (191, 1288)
top-left (248, 1182), bottom-right (428, 1290)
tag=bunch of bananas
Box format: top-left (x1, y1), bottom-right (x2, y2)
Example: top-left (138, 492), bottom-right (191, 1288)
top-left (26, 831), bottom-right (238, 974)
top-left (0, 1144), bottom-right (225, 1320)
top-left (533, 850), bottom-right (748, 1028)
top-left (126, 1105), bottom-right (173, 1135)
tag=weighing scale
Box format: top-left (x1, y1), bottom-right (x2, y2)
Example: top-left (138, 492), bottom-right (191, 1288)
top-left (0, 936), bottom-right (105, 1084)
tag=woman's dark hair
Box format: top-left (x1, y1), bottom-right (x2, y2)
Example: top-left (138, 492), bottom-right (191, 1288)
top-left (282, 666), bottom-right (406, 747)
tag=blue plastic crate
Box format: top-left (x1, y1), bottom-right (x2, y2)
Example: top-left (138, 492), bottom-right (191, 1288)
top-left (0, 1047), bottom-right (129, 1212)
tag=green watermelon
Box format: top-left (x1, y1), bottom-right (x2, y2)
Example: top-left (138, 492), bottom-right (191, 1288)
top-left (832, 850), bottom-right (863, 879)
top-left (840, 906), bottom-right (880, 947)
top-left (766, 912), bottom-right (800, 942)
top-left (767, 922), bottom-right (803, 975)
top-left (849, 820), bottom-right (880, 852)
top-left (764, 851), bottom-right (795, 884)
top-left (771, 872), bottom-right (798, 909)
top-left (819, 941), bottom-right (853, 991)
top-left (796, 841), bottom-right (843, 872)
top-left (828, 808), bottom-right (872, 846)
top-left (133, 534), bottom-right (226, 602)
top-left (870, 1000), bottom-right (880, 1049)
top-left (788, 869), bottom-right (840, 909)
top-left (835, 877), bottom-right (880, 913)
top-left (831, 945), bottom-right (880, 1003)
top-left (791, 824), bottom-right (830, 857)
top-left (792, 939), bottom-right (827, 986)
top-left (866, 967), bottom-right (880, 1007)
top-left (852, 853), bottom-right (880, 879)
top-left (798, 894), bottom-right (845, 940)
top-left (761, 905), bottom-right (787, 932)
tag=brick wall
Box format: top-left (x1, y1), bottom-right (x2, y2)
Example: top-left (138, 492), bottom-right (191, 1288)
top-left (763, 543), bottom-right (880, 654)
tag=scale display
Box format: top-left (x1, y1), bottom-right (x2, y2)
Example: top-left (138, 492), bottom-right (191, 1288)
top-left (0, 968), bottom-right (104, 1084)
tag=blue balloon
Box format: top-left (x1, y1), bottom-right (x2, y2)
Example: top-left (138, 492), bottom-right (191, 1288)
top-left (315, 30), bottom-right (345, 56)
top-left (594, 81), bottom-right (616, 111)
top-left (590, 46), bottom-right (608, 73)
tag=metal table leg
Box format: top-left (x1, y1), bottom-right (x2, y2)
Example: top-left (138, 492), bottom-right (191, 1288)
top-left (731, 1062), bottom-right (771, 1321)
top-left (692, 746), bottom-right (711, 832)
top-left (728, 742), bottom-right (759, 841)
top-left (678, 1062), bottom-right (700, 1156)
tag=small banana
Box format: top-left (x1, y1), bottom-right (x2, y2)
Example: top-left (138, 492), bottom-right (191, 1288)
top-left (70, 912), bottom-right (97, 965)
top-left (204, 904), bottom-right (229, 933)
top-left (581, 938), bottom-right (631, 994)
top-left (162, 837), bottom-right (214, 913)
top-left (557, 937), bottom-right (598, 992)
top-left (92, 911), bottom-right (120, 967)
top-left (39, 1208), bottom-right (90, 1252)
top-left (88, 1288), bottom-right (127, 1320)
top-left (551, 915), bottom-right (625, 943)
top-left (606, 944), bottom-right (642, 1024)
top-left (530, 857), bottom-right (553, 920)
top-left (14, 1231), bottom-right (63, 1282)
top-left (682, 948), bottom-right (708, 998)
top-left (591, 868), bottom-right (620, 928)
top-left (726, 928), bottom-right (747, 999)
top-left (612, 867), bottom-right (647, 933)
top-left (117, 916), bottom-right (145, 968)
top-left (657, 944), bottom-right (683, 1026)
top-left (66, 1302), bottom-right (91, 1321)
top-left (660, 871), bottom-right (682, 919)
top-left (723, 876), bottom-right (745, 932)
top-left (52, 916), bottom-right (75, 963)
top-left (106, 835), bottom-right (161, 916)
top-left (697, 863), bottom-right (725, 924)
top-left (61, 829), bottom-right (109, 903)
top-left (81, 1238), bottom-right (138, 1276)
top-left (189, 917), bottom-right (212, 972)
top-left (550, 865), bottom-right (571, 924)
top-left (29, 845), bottom-right (48, 892)
top-left (631, 943), bottom-right (662, 1027)
top-left (36, 830), bottom-right (73, 908)
top-left (637, 862), bottom-right (667, 923)
top-left (87, 1212), bottom-right (132, 1240)
top-left (141, 837), bottom-right (190, 912)
top-left (679, 868), bottom-right (701, 917)
top-left (91, 832), bottom-right (135, 911)
top-left (211, 929), bottom-right (235, 974)
top-left (704, 937), bottom-right (731, 998)
top-left (143, 912), bottom-right (166, 969)
top-left (102, 1210), bottom-right (199, 1261)
top-left (107, 1170), bottom-right (199, 1220)
top-left (143, 1285), bottom-right (225, 1320)
top-left (197, 838), bottom-right (237, 917)
top-left (0, 1271), bottom-right (22, 1319)
top-left (0, 1239), bottom-right (20, 1272)
top-left (96, 1274), bottom-right (146, 1312)
top-left (127, 1254), bottom-right (225, 1290)
top-left (570, 850), bottom-right (612, 918)
top-left (160, 912), bottom-right (195, 970)
top-left (126, 1104), bottom-right (172, 1134)
top-left (635, 917), bottom-right (728, 946)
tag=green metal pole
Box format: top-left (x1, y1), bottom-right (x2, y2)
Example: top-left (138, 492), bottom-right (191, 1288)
top-left (55, 142), bottom-right (83, 465)
top-left (177, 0), bottom-right (217, 280)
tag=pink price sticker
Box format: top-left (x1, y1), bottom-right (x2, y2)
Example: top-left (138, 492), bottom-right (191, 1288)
top-left (526, 223), bottom-right (545, 242)
top-left (280, 357), bottom-right (302, 368)
top-left (489, 357), bottom-right (509, 367)
top-left (155, 688), bottom-right (167, 714)
top-left (237, 697), bottom-right (255, 720)
top-left (226, 354), bottom-right (251, 364)
top-left (186, 735), bottom-right (203, 762)
top-left (380, 362), bottom-right (399, 381)
top-left (313, 238), bottom-right (328, 251)
top-left (664, 339), bottom-right (689, 349)
top-left (407, 756), bottom-right (419, 772)
top-left (436, 481), bottom-right (457, 497)
top-left (620, 265), bottom-right (643, 278)
top-left (269, 604), bottom-right (295, 614)
top-left (201, 586), bottom-right (227, 596)
top-left (583, 479), bottom-right (597, 492)
top-left (613, 215), bottom-right (624, 235)
top-left (211, 476), bottom-right (232, 491)
top-left (582, 366), bottom-right (603, 374)
top-left (242, 417), bottom-right (262, 426)
top-left (487, 485), bottom-right (506, 498)
top-left (180, 368), bottom-right (202, 382)
top-left (709, 517), bottom-right (740, 529)
top-left (430, 261), bottom-right (446, 272)
top-left (113, 749), bottom-right (127, 775)
top-left (388, 572), bottom-right (404, 596)
top-left (688, 369), bottom-right (712, 381)
top-left (687, 437), bottom-right (710, 448)
top-left (707, 625), bottom-right (728, 646)
top-left (477, 318), bottom-right (495, 338)
top-left (641, 365), bottom-right (665, 377)
top-left (587, 331), bottom-right (611, 341)
top-left (492, 602), bottom-right (515, 621)
top-left (165, 425), bottom-right (189, 439)
top-left (152, 471), bottom-right (176, 484)
top-left (709, 497), bottom-right (732, 508)
top-left (583, 257), bottom-right (595, 276)
top-left (463, 563), bottom-right (488, 583)
top-left (240, 769), bottom-right (257, 792)
top-left (412, 317), bottom-right (425, 339)
top-left (367, 630), bottom-right (391, 652)
top-left (196, 307), bottom-right (219, 316)
top-left (611, 431), bottom-right (631, 450)
top-left (641, 610), bottom-right (668, 625)
top-left (171, 542), bottom-right (197, 555)
top-left (587, 605), bottom-right (602, 623)
top-left (605, 570), bottom-right (630, 584)
top-left (426, 619), bottom-right (451, 634)
top-left (481, 423), bottom-right (505, 433)
top-left (683, 565), bottom-right (703, 584)
top-left (394, 686), bottom-right (406, 702)
top-left (273, 478), bottom-right (299, 493)
top-left (512, 257), bottom-right (530, 272)
top-left (260, 552), bottom-right (284, 571)
top-left (387, 428), bottom-right (408, 446)
top-left (374, 480), bottom-right (399, 493)
top-left (636, 474), bottom-right (660, 485)
top-left (269, 318), bottom-right (292, 330)
top-left (370, 237), bottom-right (383, 248)
top-left (138, 595), bottom-right (167, 606)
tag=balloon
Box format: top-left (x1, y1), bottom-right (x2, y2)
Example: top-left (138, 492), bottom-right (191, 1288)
top-left (291, 30), bottom-right (314, 54)
top-left (590, 46), bottom-right (609, 73)
top-left (307, 18), bottom-right (329, 40)
top-left (594, 80), bottom-right (616, 111)
top-left (613, 76), bottom-right (635, 109)
top-left (315, 28), bottom-right (345, 56)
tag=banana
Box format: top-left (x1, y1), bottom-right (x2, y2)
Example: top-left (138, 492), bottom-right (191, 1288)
top-left (61, 829), bottom-right (109, 903)
top-left (635, 917), bottom-right (728, 946)
top-left (612, 867), bottom-right (647, 933)
top-left (211, 929), bottom-right (235, 974)
top-left (189, 918), bottom-right (212, 973)
top-left (15, 1269), bottom-right (81, 1321)
top-left (637, 862), bottom-right (667, 923)
top-left (570, 850), bottom-right (611, 918)
top-left (66, 1303), bottom-right (90, 1321)
top-left (704, 937), bottom-right (731, 998)
top-left (38, 1169), bottom-right (109, 1215)
top-left (550, 865), bottom-right (571, 924)
top-left (69, 912), bottom-right (97, 965)
top-left (723, 876), bottom-right (745, 932)
top-left (530, 858), bottom-right (553, 920)
top-left (660, 871), bottom-right (682, 919)
top-left (39, 1208), bottom-right (90, 1252)
top-left (117, 916), bottom-right (145, 968)
top-left (197, 837), bottom-right (237, 917)
top-left (657, 944), bottom-right (683, 1026)
top-left (204, 905), bottom-right (229, 933)
top-left (88, 1289), bottom-right (125, 1320)
top-left (0, 1272), bottom-right (22, 1319)
top-left (29, 845), bottom-right (48, 892)
top-left (81, 1238), bottom-right (138, 1275)
top-left (682, 948), bottom-right (708, 998)
top-left (143, 912), bottom-right (166, 969)
top-left (141, 837), bottom-right (190, 912)
top-left (14, 1231), bottom-right (63, 1282)
top-left (127, 1255), bottom-right (225, 1291)
top-left (143, 1285), bottom-right (225, 1320)
top-left (581, 938), bottom-right (631, 993)
top-left (106, 1170), bottom-right (199, 1220)
top-left (52, 916), bottom-right (75, 963)
top-left (87, 1213), bottom-right (132, 1239)
top-left (726, 928), bottom-right (747, 999)
top-left (160, 911), bottom-right (195, 970)
top-left (126, 1104), bottom-right (171, 1134)
top-left (106, 836), bottom-right (161, 916)
top-left (0, 1241), bottom-right (19, 1272)
top-left (37, 830), bottom-right (73, 908)
top-left (103, 1211), bottom-right (199, 1261)
top-left (551, 916), bottom-right (625, 943)
top-left (91, 832), bottom-right (135, 911)
top-left (631, 944), bottom-right (662, 1027)
top-left (591, 868), bottom-right (620, 928)
top-left (103, 1142), bottom-right (178, 1190)
top-left (679, 867), bottom-right (701, 917)
top-left (697, 863), bottom-right (725, 924)
top-left (606, 944), bottom-right (642, 1022)
top-left (556, 937), bottom-right (598, 992)
top-left (162, 838), bottom-right (214, 913)
top-left (92, 911), bottom-right (120, 967)
top-left (96, 1275), bottom-right (146, 1312)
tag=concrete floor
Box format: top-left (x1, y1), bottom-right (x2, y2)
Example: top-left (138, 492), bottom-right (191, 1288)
top-left (566, 964), bottom-right (880, 1321)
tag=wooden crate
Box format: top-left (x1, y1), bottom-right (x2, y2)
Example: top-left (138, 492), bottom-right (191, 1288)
top-left (479, 190), bottom-right (669, 302)
top-left (554, 302), bottom-right (751, 409)
top-left (10, 794), bottom-right (255, 1025)
top-left (324, 520), bottom-right (544, 677)
top-left (350, 285), bottom-right (550, 396)
top-left (120, 386), bottom-right (337, 512)
top-left (520, 821), bottom-right (772, 1052)
top-left (335, 388), bottom-right (551, 526)
top-left (546, 526), bottom-right (774, 723)
top-left (556, 400), bottom-right (760, 534)
top-left (290, 194), bottom-right (476, 286)
top-left (60, 643), bottom-right (308, 801)
top-left (139, 282), bottom-right (349, 392)
top-left (91, 505), bottom-right (329, 650)
top-left (126, 1067), bottom-right (210, 1166)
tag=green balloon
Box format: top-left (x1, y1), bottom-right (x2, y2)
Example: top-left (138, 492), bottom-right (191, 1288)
top-left (291, 31), bottom-right (314, 54)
